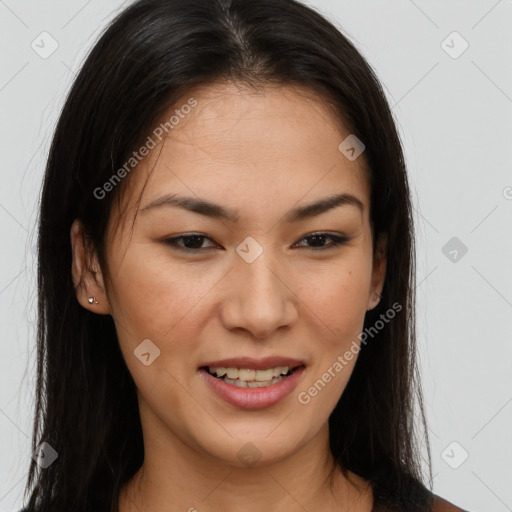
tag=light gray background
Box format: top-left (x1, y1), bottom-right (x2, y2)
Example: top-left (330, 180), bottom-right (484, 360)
top-left (1, 1), bottom-right (511, 511)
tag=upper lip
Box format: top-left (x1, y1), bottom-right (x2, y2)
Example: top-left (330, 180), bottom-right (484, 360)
top-left (200, 356), bottom-right (305, 370)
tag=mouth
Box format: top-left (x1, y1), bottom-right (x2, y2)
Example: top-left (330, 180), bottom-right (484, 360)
top-left (201, 365), bottom-right (301, 388)
top-left (198, 357), bottom-right (306, 409)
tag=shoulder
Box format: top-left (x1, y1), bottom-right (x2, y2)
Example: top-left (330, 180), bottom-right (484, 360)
top-left (369, 473), bottom-right (469, 512)
top-left (432, 494), bottom-right (468, 512)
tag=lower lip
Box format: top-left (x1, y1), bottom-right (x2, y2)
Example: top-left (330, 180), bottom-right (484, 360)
top-left (199, 366), bottom-right (305, 410)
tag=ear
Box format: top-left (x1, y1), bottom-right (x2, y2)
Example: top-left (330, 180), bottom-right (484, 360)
top-left (367, 233), bottom-right (387, 311)
top-left (70, 218), bottom-right (112, 315)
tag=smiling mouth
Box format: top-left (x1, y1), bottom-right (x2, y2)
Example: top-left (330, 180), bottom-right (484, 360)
top-left (202, 365), bottom-right (303, 388)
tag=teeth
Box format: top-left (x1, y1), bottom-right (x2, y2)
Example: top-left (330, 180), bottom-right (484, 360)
top-left (238, 369), bottom-right (256, 381)
top-left (224, 376), bottom-right (283, 388)
top-left (208, 366), bottom-right (291, 381)
top-left (254, 369), bottom-right (273, 381)
top-left (226, 368), bottom-right (238, 379)
top-left (224, 376), bottom-right (248, 388)
top-left (273, 366), bottom-right (288, 377)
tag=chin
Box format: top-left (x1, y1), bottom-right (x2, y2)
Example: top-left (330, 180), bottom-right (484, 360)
top-left (196, 432), bottom-right (306, 469)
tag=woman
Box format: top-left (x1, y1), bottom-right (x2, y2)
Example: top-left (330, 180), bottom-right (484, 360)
top-left (21, 0), bottom-right (468, 510)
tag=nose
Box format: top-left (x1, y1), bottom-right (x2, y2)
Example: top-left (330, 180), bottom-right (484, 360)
top-left (218, 254), bottom-right (299, 339)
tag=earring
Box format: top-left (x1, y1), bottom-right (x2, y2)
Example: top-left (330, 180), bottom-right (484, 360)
top-left (88, 297), bottom-right (99, 304)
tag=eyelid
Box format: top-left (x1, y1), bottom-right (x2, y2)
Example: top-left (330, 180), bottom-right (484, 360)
top-left (163, 231), bottom-right (351, 252)
top-left (292, 232), bottom-right (350, 250)
top-left (163, 233), bottom-right (220, 251)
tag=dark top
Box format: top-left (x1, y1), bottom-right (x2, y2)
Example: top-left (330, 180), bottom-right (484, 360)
top-left (371, 493), bottom-right (467, 511)
top-left (17, 492), bottom-right (468, 512)
top-left (369, 475), bottom-right (468, 511)
top-left (17, 475), bottom-right (468, 512)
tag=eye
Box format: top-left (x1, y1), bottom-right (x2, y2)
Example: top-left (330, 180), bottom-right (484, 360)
top-left (292, 232), bottom-right (350, 250)
top-left (164, 233), bottom-right (219, 251)
top-left (163, 232), bottom-right (350, 253)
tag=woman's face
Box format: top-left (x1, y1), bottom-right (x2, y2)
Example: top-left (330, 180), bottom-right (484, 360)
top-left (75, 81), bottom-right (386, 467)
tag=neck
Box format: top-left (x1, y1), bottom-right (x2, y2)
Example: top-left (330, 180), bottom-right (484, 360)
top-left (118, 399), bottom-right (373, 512)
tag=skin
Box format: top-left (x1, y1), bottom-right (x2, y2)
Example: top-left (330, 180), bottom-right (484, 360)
top-left (71, 81), bottom-right (387, 512)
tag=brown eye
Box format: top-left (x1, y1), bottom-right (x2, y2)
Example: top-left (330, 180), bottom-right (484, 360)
top-left (164, 234), bottom-right (219, 251)
top-left (293, 233), bottom-right (350, 250)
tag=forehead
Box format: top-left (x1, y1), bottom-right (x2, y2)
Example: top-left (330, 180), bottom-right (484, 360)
top-left (116, 81), bottom-right (370, 223)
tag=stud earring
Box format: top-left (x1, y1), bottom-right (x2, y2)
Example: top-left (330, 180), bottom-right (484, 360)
top-left (88, 297), bottom-right (99, 304)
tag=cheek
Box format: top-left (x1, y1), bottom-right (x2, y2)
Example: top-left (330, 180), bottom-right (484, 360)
top-left (106, 246), bottom-right (221, 358)
top-left (298, 260), bottom-right (371, 339)
top-left (294, 259), bottom-right (371, 412)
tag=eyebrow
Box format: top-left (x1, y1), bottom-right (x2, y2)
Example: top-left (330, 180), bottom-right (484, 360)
top-left (140, 192), bottom-right (364, 222)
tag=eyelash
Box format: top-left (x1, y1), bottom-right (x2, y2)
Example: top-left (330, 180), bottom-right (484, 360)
top-left (163, 232), bottom-right (351, 252)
